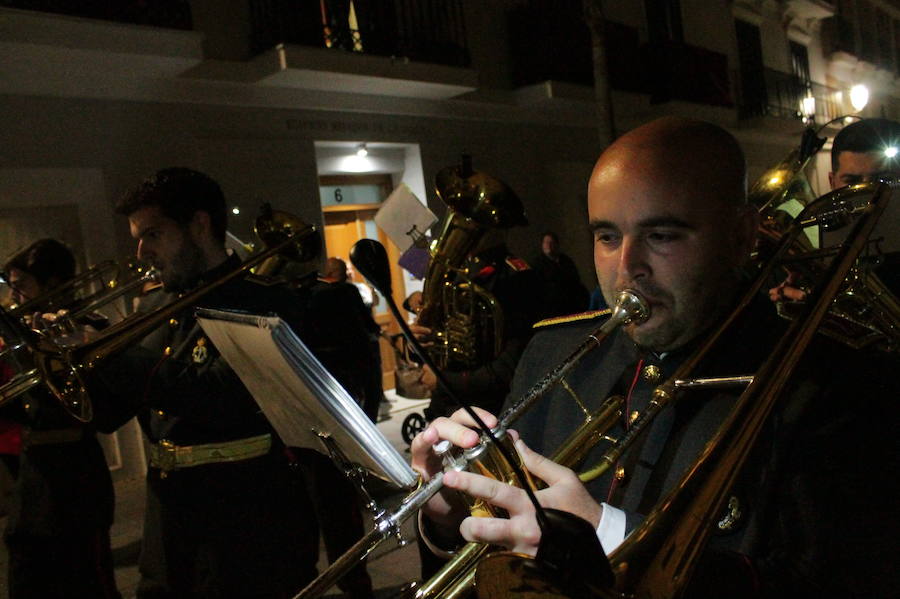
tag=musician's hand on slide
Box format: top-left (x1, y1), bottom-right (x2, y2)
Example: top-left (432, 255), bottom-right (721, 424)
top-left (768, 270), bottom-right (809, 302)
top-left (32, 310), bottom-right (99, 345)
top-left (444, 438), bottom-right (603, 556)
top-left (410, 407), bottom-right (498, 527)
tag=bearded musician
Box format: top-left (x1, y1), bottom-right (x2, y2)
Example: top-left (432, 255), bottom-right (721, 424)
top-left (411, 118), bottom-right (899, 597)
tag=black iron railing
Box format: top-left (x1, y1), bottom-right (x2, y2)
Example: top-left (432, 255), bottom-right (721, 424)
top-left (0, 0), bottom-right (192, 29)
top-left (249, 0), bottom-right (469, 67)
top-left (507, 1), bottom-right (732, 109)
top-left (738, 67), bottom-right (843, 126)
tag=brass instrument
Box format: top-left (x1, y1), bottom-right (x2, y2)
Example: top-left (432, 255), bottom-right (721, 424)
top-left (0, 209), bottom-right (320, 422)
top-left (468, 180), bottom-right (894, 598)
top-left (417, 158), bottom-right (527, 371)
top-left (6, 260), bottom-right (121, 317)
top-left (300, 141), bottom-right (897, 598)
top-left (292, 290), bottom-right (649, 599)
top-left (292, 121), bottom-right (897, 597)
top-left (749, 128), bottom-right (900, 352)
top-left (41, 266), bottom-right (160, 337)
top-left (0, 260), bottom-right (155, 406)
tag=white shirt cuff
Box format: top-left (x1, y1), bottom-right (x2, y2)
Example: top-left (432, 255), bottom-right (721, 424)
top-left (596, 502), bottom-right (626, 554)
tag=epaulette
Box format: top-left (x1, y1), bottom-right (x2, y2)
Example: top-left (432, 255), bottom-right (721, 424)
top-left (505, 256), bottom-right (530, 271)
top-left (533, 309), bottom-right (611, 329)
top-left (245, 273), bottom-right (287, 287)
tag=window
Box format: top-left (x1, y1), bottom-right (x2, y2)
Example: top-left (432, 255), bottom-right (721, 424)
top-left (644, 0), bottom-right (683, 43)
top-left (735, 19), bottom-right (766, 117)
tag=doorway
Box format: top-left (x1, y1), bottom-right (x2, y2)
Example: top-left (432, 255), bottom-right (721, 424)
top-left (319, 174), bottom-right (408, 389)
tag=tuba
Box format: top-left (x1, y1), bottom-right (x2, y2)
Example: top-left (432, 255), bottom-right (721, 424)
top-left (416, 157), bottom-right (528, 371)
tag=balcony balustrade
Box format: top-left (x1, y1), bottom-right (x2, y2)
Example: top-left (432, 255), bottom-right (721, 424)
top-left (249, 0), bottom-right (469, 68)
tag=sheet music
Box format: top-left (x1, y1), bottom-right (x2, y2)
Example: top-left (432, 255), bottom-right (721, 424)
top-left (196, 308), bottom-right (418, 489)
top-left (374, 183), bottom-right (437, 253)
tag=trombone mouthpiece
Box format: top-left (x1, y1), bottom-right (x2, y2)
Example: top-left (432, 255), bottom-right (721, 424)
top-left (612, 290), bottom-right (649, 325)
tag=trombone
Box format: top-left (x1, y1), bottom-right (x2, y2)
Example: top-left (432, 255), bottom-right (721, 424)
top-left (438, 180), bottom-right (895, 599)
top-left (0, 208), bottom-right (320, 423)
top-left (5, 260), bottom-right (121, 317)
top-left (292, 289), bottom-right (649, 599)
top-left (293, 173), bottom-right (895, 597)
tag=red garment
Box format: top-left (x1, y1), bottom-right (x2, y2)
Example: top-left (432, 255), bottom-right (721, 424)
top-left (0, 359), bottom-right (23, 455)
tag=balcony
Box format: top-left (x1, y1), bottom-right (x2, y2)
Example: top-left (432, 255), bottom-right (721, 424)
top-left (821, 12), bottom-right (898, 76)
top-left (738, 67), bottom-right (843, 126)
top-left (249, 0), bottom-right (469, 68)
top-left (233, 0), bottom-right (476, 99)
top-left (508, 9), bottom-right (732, 109)
top-left (0, 0), bottom-right (192, 29)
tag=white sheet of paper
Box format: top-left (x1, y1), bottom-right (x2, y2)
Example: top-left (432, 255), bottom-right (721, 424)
top-left (374, 183), bottom-right (437, 253)
top-left (196, 309), bottom-right (418, 489)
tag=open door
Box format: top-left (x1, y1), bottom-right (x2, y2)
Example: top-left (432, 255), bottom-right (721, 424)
top-left (319, 174), bottom-right (409, 389)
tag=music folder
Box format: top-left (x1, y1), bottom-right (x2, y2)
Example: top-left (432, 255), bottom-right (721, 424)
top-left (195, 308), bottom-right (418, 490)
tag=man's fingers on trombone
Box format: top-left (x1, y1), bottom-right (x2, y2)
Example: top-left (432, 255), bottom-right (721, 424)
top-left (515, 439), bottom-right (577, 487)
top-left (410, 416), bottom-right (482, 477)
top-left (516, 438), bottom-right (604, 528)
top-left (442, 469), bottom-right (533, 515)
top-left (410, 425), bottom-right (445, 478)
top-left (448, 406), bottom-right (498, 429)
top-left (458, 514), bottom-right (541, 554)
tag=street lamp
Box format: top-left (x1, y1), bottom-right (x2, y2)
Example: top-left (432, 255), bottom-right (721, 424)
top-left (849, 84), bottom-right (869, 112)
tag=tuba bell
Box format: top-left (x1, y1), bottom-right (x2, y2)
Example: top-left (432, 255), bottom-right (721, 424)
top-left (416, 156), bottom-right (528, 371)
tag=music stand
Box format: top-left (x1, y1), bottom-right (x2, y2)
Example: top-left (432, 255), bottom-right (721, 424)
top-left (195, 308), bottom-right (418, 490)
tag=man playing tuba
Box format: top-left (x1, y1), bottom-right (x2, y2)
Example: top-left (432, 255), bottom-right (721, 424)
top-left (411, 117), bottom-right (899, 597)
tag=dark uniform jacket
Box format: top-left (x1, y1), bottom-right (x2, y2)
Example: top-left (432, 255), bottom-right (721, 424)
top-left (508, 294), bottom-right (899, 598)
top-left (0, 295), bottom-right (119, 598)
top-left (88, 255), bottom-right (317, 598)
top-left (531, 251), bottom-right (590, 317)
top-left (426, 245), bottom-right (551, 418)
top-left (299, 279), bottom-right (380, 402)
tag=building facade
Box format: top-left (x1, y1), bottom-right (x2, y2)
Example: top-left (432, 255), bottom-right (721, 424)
top-left (1, 0), bottom-right (897, 476)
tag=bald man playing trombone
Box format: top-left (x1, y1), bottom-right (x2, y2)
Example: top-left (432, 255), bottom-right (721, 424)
top-left (410, 118), bottom-right (899, 598)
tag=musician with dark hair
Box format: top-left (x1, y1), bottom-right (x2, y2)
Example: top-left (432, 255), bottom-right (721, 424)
top-left (86, 167), bottom-right (322, 598)
top-left (829, 117), bottom-right (900, 188)
top-left (830, 118), bottom-right (900, 295)
top-left (1, 238), bottom-right (119, 599)
top-left (4, 238), bottom-right (77, 310)
top-left (772, 117), bottom-right (900, 302)
top-left (411, 118), bottom-right (899, 597)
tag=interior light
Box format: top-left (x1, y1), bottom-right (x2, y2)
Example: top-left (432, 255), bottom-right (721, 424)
top-left (356, 143), bottom-right (368, 158)
top-left (885, 146), bottom-right (898, 159)
top-left (850, 84), bottom-right (869, 112)
top-left (768, 176), bottom-right (782, 186)
top-left (232, 207), bottom-right (241, 215)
